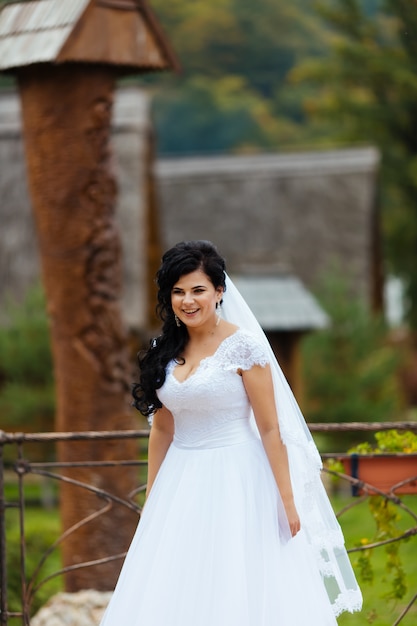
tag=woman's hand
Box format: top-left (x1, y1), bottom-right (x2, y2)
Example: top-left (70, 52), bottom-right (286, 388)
top-left (283, 499), bottom-right (301, 537)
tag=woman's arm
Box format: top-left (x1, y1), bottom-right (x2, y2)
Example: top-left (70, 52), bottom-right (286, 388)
top-left (146, 405), bottom-right (174, 498)
top-left (242, 363), bottom-right (301, 537)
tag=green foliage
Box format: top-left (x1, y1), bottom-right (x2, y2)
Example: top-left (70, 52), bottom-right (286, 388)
top-left (6, 508), bottom-right (62, 616)
top-left (293, 0), bottom-right (417, 328)
top-left (0, 287), bottom-right (53, 383)
top-left (153, 76), bottom-right (290, 155)
top-left (336, 427), bottom-right (417, 606)
top-left (356, 545), bottom-right (374, 585)
top-left (148, 0), bottom-right (327, 154)
top-left (152, 0), bottom-right (324, 89)
top-left (148, 0), bottom-right (417, 327)
top-left (349, 429), bottom-right (417, 454)
top-left (302, 270), bottom-right (404, 450)
top-left (356, 495), bottom-right (408, 602)
top-left (0, 285), bottom-right (55, 432)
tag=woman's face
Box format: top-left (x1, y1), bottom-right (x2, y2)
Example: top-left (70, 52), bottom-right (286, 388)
top-left (171, 269), bottom-right (223, 329)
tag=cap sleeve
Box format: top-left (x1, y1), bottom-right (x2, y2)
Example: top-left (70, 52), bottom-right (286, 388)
top-left (220, 330), bottom-right (270, 372)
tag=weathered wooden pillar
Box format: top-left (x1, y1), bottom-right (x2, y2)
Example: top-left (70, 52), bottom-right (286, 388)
top-left (0, 0), bottom-right (178, 591)
top-left (18, 64), bottom-right (136, 590)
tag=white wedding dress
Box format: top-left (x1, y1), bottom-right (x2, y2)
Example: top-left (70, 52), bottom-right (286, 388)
top-left (100, 329), bottom-right (361, 626)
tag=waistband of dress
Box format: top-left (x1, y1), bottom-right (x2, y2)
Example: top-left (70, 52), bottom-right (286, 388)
top-left (172, 419), bottom-right (259, 450)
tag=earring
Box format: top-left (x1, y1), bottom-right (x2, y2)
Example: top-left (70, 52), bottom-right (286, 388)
top-left (174, 314), bottom-right (181, 327)
top-left (216, 302), bottom-right (221, 326)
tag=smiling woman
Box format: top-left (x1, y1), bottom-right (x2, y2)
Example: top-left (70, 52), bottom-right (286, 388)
top-left (133, 241), bottom-right (228, 414)
top-left (170, 269), bottom-right (239, 382)
top-left (102, 241), bottom-right (362, 626)
top-left (171, 269), bottom-right (222, 327)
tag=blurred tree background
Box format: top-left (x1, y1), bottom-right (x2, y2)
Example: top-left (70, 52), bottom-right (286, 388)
top-left (147, 0), bottom-right (417, 429)
top-left (292, 0), bottom-right (417, 332)
top-left (1, 0), bottom-right (416, 437)
top-left (139, 0), bottom-right (417, 332)
top-left (145, 0), bottom-right (417, 334)
top-left (147, 0), bottom-right (329, 154)
top-left (0, 287), bottom-right (55, 433)
top-left (1, 2), bottom-right (416, 619)
top-left (0, 287), bottom-right (55, 460)
top-left (301, 270), bottom-right (406, 450)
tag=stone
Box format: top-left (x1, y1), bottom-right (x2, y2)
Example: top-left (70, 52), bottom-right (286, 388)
top-left (31, 590), bottom-right (112, 626)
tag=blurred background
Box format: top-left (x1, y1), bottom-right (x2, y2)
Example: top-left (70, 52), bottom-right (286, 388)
top-left (1, 0), bottom-right (416, 440)
top-left (1, 1), bottom-right (417, 623)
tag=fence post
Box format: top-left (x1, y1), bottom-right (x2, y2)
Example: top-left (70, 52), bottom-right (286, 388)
top-left (16, 445), bottom-right (29, 626)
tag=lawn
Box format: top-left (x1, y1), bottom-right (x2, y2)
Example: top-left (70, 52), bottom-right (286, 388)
top-left (333, 493), bottom-right (417, 625)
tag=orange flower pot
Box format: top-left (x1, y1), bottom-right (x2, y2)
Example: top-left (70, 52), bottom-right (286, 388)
top-left (340, 454), bottom-right (417, 495)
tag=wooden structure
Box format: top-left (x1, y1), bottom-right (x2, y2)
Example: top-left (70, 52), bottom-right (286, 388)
top-left (233, 276), bottom-right (329, 402)
top-left (156, 148), bottom-right (382, 312)
top-left (0, 0), bottom-right (178, 73)
top-left (0, 0), bottom-right (177, 592)
top-left (0, 87), bottom-right (157, 331)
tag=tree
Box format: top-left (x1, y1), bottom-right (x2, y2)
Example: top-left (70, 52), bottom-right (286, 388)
top-left (152, 75), bottom-right (301, 155)
top-left (292, 0), bottom-right (417, 329)
top-left (302, 271), bottom-right (405, 451)
top-left (148, 0), bottom-right (327, 154)
top-left (0, 286), bottom-right (55, 444)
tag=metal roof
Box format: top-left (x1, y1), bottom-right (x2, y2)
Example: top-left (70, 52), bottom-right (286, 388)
top-left (0, 0), bottom-right (89, 70)
top-left (231, 275), bottom-right (330, 331)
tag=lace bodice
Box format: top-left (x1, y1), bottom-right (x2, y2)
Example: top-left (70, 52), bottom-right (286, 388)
top-left (156, 329), bottom-right (269, 448)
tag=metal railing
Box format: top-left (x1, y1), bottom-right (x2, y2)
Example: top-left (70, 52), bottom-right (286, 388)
top-left (1, 423), bottom-right (417, 625)
top-left (0, 429), bottom-right (150, 626)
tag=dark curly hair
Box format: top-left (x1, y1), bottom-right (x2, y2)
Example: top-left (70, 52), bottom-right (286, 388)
top-left (132, 240), bottom-right (227, 416)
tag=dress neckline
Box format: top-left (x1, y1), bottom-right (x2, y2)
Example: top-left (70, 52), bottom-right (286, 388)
top-left (171, 328), bottom-right (241, 385)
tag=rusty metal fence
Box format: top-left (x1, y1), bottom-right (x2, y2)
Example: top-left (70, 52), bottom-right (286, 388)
top-left (0, 429), bottom-right (150, 626)
top-left (1, 423), bottom-right (417, 626)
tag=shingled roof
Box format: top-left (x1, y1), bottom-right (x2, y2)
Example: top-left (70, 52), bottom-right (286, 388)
top-left (0, 0), bottom-right (178, 72)
top-left (232, 276), bottom-right (330, 331)
top-left (156, 147), bottom-right (381, 310)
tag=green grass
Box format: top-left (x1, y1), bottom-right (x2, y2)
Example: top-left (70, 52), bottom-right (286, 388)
top-left (5, 507), bottom-right (62, 616)
top-left (334, 493), bottom-right (417, 625)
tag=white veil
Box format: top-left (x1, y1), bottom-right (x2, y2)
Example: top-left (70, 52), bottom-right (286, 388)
top-left (222, 274), bottom-right (362, 616)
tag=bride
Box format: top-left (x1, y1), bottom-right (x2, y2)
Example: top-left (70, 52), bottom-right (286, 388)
top-left (100, 240), bottom-right (362, 626)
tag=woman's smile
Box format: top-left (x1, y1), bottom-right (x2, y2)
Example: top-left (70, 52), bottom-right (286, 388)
top-left (171, 269), bottom-right (222, 329)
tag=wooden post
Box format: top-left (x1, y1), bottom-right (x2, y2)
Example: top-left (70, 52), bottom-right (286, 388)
top-left (144, 127), bottom-right (162, 332)
top-left (18, 64), bottom-right (138, 591)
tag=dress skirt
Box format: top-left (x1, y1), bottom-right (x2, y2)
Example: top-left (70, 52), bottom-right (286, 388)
top-left (100, 433), bottom-right (338, 626)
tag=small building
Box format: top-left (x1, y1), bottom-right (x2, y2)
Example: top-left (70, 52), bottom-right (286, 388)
top-left (232, 275), bottom-right (329, 400)
top-left (156, 148), bottom-right (382, 311)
